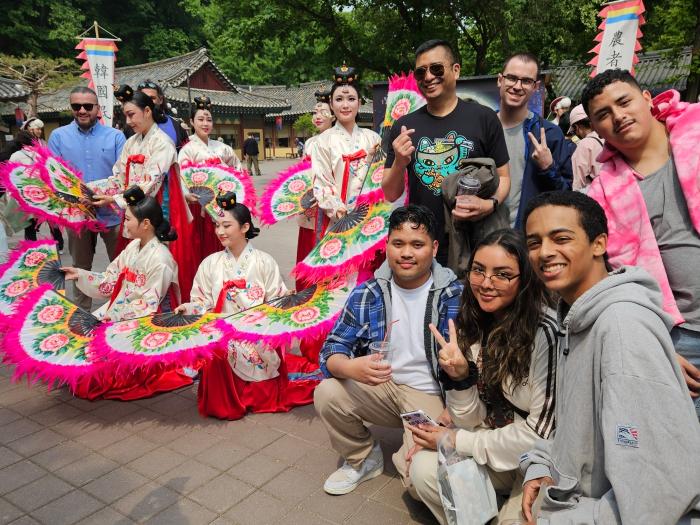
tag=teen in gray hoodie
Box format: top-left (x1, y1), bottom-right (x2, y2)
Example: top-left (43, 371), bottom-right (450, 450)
top-left (520, 191), bottom-right (700, 524)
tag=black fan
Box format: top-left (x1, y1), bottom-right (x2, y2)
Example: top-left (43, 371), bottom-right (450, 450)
top-left (189, 186), bottom-right (215, 207)
top-left (268, 284), bottom-right (317, 310)
top-left (329, 202), bottom-right (369, 233)
top-left (300, 189), bottom-right (315, 211)
top-left (38, 259), bottom-right (66, 291)
top-left (150, 312), bottom-right (203, 327)
top-left (67, 308), bottom-right (101, 337)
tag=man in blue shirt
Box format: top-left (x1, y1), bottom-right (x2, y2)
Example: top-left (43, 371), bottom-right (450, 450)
top-left (48, 86), bottom-right (126, 310)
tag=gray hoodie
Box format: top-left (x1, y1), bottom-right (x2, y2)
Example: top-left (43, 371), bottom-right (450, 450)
top-left (520, 266), bottom-right (700, 524)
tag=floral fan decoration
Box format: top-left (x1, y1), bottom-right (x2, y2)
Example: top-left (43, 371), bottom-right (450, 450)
top-left (91, 311), bottom-right (227, 371)
top-left (259, 159), bottom-right (315, 225)
top-left (0, 240), bottom-right (65, 320)
top-left (0, 144), bottom-right (102, 232)
top-left (220, 273), bottom-right (357, 348)
top-left (180, 161), bottom-right (257, 220)
top-left (293, 199), bottom-right (391, 283)
top-left (0, 286), bottom-right (101, 388)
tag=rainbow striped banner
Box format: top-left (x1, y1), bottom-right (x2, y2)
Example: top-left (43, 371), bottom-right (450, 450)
top-left (588, 0), bottom-right (645, 77)
top-left (75, 38), bottom-right (119, 125)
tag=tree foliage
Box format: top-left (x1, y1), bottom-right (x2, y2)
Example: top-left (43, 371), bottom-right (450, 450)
top-left (293, 113), bottom-right (317, 138)
top-left (0, 0), bottom-right (696, 90)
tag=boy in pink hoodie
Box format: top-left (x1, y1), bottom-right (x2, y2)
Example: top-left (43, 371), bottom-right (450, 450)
top-left (583, 69), bottom-right (700, 414)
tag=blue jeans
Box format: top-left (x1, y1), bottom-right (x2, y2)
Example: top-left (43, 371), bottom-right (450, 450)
top-left (671, 326), bottom-right (700, 417)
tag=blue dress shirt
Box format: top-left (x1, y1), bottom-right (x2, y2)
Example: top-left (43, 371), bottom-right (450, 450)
top-left (48, 120), bottom-right (126, 228)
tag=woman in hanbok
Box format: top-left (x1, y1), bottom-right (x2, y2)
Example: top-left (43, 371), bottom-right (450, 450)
top-left (90, 85), bottom-right (194, 299)
top-left (311, 66), bottom-right (381, 238)
top-left (63, 186), bottom-right (192, 400)
top-left (176, 192), bottom-right (298, 419)
top-left (178, 96), bottom-right (243, 274)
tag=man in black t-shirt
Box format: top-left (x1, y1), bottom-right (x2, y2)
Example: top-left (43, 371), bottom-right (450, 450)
top-left (383, 39), bottom-right (510, 265)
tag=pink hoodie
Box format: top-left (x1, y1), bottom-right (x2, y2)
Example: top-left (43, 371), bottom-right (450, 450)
top-left (587, 90), bottom-right (700, 325)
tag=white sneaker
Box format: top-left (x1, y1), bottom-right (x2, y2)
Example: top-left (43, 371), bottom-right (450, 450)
top-left (324, 441), bottom-right (384, 495)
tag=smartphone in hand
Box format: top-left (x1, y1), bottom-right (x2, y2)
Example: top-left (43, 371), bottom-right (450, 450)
top-left (400, 410), bottom-right (439, 427)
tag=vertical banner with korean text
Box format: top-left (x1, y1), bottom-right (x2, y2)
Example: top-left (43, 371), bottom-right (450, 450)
top-left (588, 0), bottom-right (645, 77)
top-left (75, 39), bottom-right (118, 125)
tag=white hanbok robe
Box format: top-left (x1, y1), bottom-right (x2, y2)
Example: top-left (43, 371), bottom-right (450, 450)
top-left (311, 122), bottom-right (380, 219)
top-left (178, 134), bottom-right (242, 170)
top-left (75, 237), bottom-right (179, 321)
top-left (90, 124), bottom-right (177, 210)
top-left (179, 243), bottom-right (287, 381)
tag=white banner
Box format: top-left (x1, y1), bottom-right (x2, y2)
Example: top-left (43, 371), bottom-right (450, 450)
top-left (76, 39), bottom-right (118, 126)
top-left (597, 17), bottom-right (639, 75)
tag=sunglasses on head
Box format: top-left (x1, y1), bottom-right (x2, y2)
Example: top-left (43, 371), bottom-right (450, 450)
top-left (137, 81), bottom-right (159, 90)
top-left (71, 103), bottom-right (95, 112)
top-left (414, 63), bottom-right (447, 82)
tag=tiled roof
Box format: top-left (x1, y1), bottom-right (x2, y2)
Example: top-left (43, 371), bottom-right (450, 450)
top-left (115, 47), bottom-right (237, 91)
top-left (0, 77), bottom-right (29, 101)
top-left (166, 86), bottom-right (289, 112)
top-left (242, 80), bottom-right (374, 120)
top-left (551, 47), bottom-right (693, 101)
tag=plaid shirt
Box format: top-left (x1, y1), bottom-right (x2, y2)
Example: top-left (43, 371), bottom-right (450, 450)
top-left (320, 261), bottom-right (463, 395)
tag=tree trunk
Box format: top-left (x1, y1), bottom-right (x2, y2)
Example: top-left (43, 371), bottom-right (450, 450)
top-left (28, 91), bottom-right (39, 118)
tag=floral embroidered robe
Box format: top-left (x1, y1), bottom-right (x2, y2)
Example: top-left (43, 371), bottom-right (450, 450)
top-left (179, 243), bottom-right (288, 381)
top-left (178, 134), bottom-right (242, 170)
top-left (75, 237), bottom-right (179, 321)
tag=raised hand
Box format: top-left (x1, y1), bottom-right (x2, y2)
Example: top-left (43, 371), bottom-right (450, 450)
top-left (392, 126), bottom-right (416, 168)
top-left (429, 319), bottom-right (469, 381)
top-left (527, 126), bottom-right (553, 171)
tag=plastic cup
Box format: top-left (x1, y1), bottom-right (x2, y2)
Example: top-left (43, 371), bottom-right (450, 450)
top-left (369, 341), bottom-right (391, 366)
top-left (456, 175), bottom-right (481, 196)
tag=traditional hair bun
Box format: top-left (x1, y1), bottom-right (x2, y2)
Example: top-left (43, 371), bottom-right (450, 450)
top-left (314, 89), bottom-right (331, 104)
top-left (193, 96), bottom-right (212, 111)
top-left (246, 225), bottom-right (260, 240)
top-left (124, 185), bottom-right (146, 205)
top-left (216, 191), bottom-right (237, 210)
top-left (333, 64), bottom-right (358, 86)
top-left (114, 84), bottom-right (134, 103)
top-left (155, 219), bottom-right (178, 242)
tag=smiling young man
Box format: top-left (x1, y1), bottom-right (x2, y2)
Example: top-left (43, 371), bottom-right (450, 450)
top-left (583, 69), bottom-right (700, 414)
top-left (382, 39), bottom-right (510, 266)
top-left (314, 205), bottom-right (463, 497)
top-left (497, 53), bottom-right (573, 228)
top-left (520, 191), bottom-right (700, 524)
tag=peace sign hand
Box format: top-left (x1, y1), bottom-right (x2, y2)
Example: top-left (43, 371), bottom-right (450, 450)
top-left (527, 127), bottom-right (553, 171)
top-left (429, 319), bottom-right (469, 381)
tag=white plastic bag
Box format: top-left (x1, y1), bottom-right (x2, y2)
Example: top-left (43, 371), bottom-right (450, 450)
top-left (437, 432), bottom-right (498, 525)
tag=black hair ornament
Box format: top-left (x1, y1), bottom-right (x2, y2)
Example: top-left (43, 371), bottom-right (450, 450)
top-left (114, 84), bottom-right (134, 103)
top-left (124, 185), bottom-right (146, 206)
top-left (333, 64), bottom-right (358, 86)
top-left (193, 96), bottom-right (212, 111)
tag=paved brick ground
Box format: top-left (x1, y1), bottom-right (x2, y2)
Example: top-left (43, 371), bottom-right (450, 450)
top-left (0, 159), bottom-right (438, 525)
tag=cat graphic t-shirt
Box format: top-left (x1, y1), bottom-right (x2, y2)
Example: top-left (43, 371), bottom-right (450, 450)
top-left (386, 98), bottom-right (509, 264)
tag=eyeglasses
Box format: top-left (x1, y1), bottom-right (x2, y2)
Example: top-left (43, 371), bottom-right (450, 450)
top-left (468, 268), bottom-right (520, 287)
top-left (137, 81), bottom-right (159, 90)
top-left (501, 74), bottom-right (537, 88)
top-left (414, 63), bottom-right (447, 82)
top-left (70, 103), bottom-right (95, 112)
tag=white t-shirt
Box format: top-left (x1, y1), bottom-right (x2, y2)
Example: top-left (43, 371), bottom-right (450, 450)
top-left (389, 276), bottom-right (441, 395)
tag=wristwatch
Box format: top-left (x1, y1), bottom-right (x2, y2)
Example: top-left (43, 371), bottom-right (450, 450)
top-left (489, 197), bottom-right (499, 210)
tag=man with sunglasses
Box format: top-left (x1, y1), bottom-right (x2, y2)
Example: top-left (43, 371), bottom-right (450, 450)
top-left (47, 86), bottom-right (126, 310)
top-left (383, 39), bottom-right (511, 267)
top-left (497, 52), bottom-right (573, 228)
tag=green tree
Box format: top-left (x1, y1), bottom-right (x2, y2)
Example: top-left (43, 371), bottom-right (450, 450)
top-left (293, 113), bottom-right (316, 138)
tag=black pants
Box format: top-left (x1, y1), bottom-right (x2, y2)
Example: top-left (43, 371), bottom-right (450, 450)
top-left (24, 219), bottom-right (64, 250)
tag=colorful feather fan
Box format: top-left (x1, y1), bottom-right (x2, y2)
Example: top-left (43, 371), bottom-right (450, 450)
top-left (258, 159), bottom-right (315, 225)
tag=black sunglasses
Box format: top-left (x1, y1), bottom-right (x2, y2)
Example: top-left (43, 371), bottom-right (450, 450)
top-left (137, 81), bottom-right (159, 90)
top-left (70, 103), bottom-right (95, 112)
top-left (414, 63), bottom-right (447, 82)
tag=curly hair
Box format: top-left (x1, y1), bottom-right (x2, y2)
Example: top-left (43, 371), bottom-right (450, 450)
top-left (456, 229), bottom-right (550, 392)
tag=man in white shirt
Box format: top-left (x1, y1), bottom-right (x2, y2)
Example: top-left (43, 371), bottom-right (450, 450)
top-left (315, 205), bottom-right (464, 496)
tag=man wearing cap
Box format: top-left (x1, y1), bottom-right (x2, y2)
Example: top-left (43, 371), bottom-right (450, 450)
top-left (550, 95), bottom-right (572, 131)
top-left (48, 86), bottom-right (126, 310)
top-left (497, 52), bottom-right (573, 228)
top-left (568, 104), bottom-right (604, 190)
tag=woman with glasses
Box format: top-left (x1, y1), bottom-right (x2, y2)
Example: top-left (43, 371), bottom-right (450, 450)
top-left (406, 228), bottom-right (557, 524)
top-left (310, 65), bottom-right (380, 238)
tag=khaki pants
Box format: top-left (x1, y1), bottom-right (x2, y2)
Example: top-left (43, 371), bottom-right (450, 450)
top-left (246, 154), bottom-right (261, 176)
top-left (313, 378), bottom-right (444, 481)
top-left (410, 449), bottom-right (525, 525)
top-left (68, 226), bottom-right (120, 311)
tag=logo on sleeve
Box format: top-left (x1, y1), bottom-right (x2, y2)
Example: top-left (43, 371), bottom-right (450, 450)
top-left (616, 424), bottom-right (639, 448)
